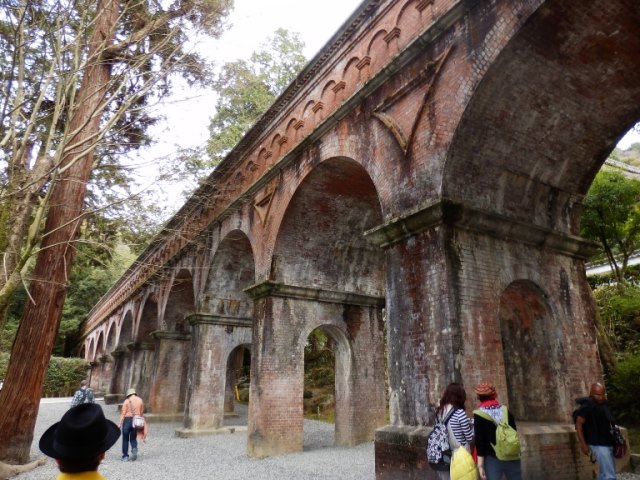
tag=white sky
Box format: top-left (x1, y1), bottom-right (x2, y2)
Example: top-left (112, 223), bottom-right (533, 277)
top-left (139, 0), bottom-right (364, 164)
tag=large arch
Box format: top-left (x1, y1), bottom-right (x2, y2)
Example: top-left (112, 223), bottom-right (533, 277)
top-left (247, 157), bottom-right (386, 457)
top-left (148, 270), bottom-right (195, 417)
top-left (444, 0), bottom-right (640, 232)
top-left (181, 230), bottom-right (255, 434)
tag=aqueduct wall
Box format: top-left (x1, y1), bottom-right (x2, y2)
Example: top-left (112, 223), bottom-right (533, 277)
top-left (81, 0), bottom-right (640, 477)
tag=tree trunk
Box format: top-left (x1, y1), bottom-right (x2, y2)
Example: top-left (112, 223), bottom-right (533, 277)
top-left (0, 0), bottom-right (120, 462)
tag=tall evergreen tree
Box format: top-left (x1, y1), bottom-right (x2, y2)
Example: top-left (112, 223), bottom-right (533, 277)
top-left (0, 0), bottom-right (233, 462)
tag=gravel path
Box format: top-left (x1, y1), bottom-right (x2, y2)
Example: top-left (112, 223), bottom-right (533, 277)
top-left (14, 398), bottom-right (374, 480)
top-left (12, 398), bottom-right (640, 479)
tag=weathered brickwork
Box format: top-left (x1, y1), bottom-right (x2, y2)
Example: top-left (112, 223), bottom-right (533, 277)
top-left (78, 0), bottom-right (640, 477)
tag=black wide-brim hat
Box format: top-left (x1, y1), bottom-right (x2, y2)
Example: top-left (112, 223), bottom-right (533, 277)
top-left (39, 403), bottom-right (120, 460)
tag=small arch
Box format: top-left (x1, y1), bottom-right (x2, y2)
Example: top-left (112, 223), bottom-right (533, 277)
top-left (225, 344), bottom-right (252, 415)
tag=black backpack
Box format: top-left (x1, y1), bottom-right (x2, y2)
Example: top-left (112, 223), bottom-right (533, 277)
top-left (426, 408), bottom-right (455, 471)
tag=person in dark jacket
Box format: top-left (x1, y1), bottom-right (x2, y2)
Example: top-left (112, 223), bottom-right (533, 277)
top-left (575, 382), bottom-right (617, 480)
top-left (473, 382), bottom-right (521, 480)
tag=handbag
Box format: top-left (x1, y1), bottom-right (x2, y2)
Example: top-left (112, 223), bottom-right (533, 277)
top-left (132, 415), bottom-right (145, 429)
top-left (612, 425), bottom-right (627, 459)
top-left (128, 399), bottom-right (145, 429)
top-left (447, 414), bottom-right (478, 480)
top-left (450, 446), bottom-right (478, 480)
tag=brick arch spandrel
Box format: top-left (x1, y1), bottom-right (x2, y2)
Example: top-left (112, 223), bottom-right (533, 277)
top-left (342, 57), bottom-right (361, 97)
top-left (498, 279), bottom-right (568, 422)
top-left (394, 0), bottom-right (429, 49)
top-left (201, 230), bottom-right (255, 318)
top-left (367, 29), bottom-right (391, 72)
top-left (271, 157), bottom-right (384, 296)
top-left (443, 0), bottom-right (640, 235)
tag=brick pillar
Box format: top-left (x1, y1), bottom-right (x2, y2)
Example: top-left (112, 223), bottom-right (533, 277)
top-left (245, 281), bottom-right (386, 457)
top-left (148, 331), bottom-right (190, 420)
top-left (97, 355), bottom-right (113, 396)
top-left (105, 348), bottom-right (128, 404)
top-left (335, 304), bottom-right (386, 446)
top-left (366, 200), bottom-right (602, 480)
top-left (128, 341), bottom-right (155, 405)
top-left (177, 313), bottom-right (252, 436)
top-left (87, 361), bottom-right (98, 389)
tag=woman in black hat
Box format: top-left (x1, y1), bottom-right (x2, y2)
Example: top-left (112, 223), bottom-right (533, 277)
top-left (39, 403), bottom-right (120, 478)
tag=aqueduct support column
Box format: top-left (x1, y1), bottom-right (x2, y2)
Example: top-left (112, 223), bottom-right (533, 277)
top-left (177, 313), bottom-right (252, 437)
top-left (368, 201), bottom-right (603, 479)
top-left (147, 331), bottom-right (190, 420)
top-left (128, 341), bottom-right (155, 404)
top-left (104, 348), bottom-right (128, 404)
top-left (246, 282), bottom-right (386, 457)
top-left (97, 355), bottom-right (113, 395)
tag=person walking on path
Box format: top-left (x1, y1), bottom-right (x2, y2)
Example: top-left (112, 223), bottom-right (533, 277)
top-left (473, 382), bottom-right (522, 480)
top-left (119, 387), bottom-right (146, 462)
top-left (434, 382), bottom-right (475, 480)
top-left (39, 403), bottom-right (120, 479)
top-left (575, 382), bottom-right (617, 480)
top-left (70, 380), bottom-right (95, 407)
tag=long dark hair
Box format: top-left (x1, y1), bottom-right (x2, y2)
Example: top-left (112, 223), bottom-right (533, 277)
top-left (436, 383), bottom-right (467, 417)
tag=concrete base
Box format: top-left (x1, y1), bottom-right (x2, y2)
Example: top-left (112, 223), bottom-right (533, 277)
top-left (104, 394), bottom-right (124, 405)
top-left (374, 423), bottom-right (631, 480)
top-left (175, 425), bottom-right (247, 438)
top-left (224, 411), bottom-right (240, 418)
top-left (144, 413), bottom-right (184, 423)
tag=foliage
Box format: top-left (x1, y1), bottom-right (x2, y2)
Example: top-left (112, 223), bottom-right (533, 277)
top-left (204, 28), bottom-right (307, 167)
top-left (581, 168), bottom-right (640, 283)
top-left (606, 353), bottom-right (640, 426)
top-left (592, 283), bottom-right (640, 355)
top-left (0, 352), bottom-right (87, 397)
top-left (0, 0), bottom-right (234, 336)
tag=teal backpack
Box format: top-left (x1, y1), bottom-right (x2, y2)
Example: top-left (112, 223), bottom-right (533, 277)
top-left (473, 406), bottom-right (521, 461)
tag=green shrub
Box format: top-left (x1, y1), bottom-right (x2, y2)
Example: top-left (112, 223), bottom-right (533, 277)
top-left (0, 353), bottom-right (88, 397)
top-left (607, 352), bottom-right (640, 425)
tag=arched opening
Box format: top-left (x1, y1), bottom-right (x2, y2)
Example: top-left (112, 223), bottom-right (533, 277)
top-left (225, 344), bottom-right (251, 417)
top-left (119, 311), bottom-right (134, 347)
top-left (248, 157), bottom-right (386, 456)
top-left (499, 280), bottom-right (567, 422)
top-left (137, 295), bottom-right (158, 341)
top-left (202, 230), bottom-right (255, 318)
top-left (303, 327), bottom-right (337, 445)
top-left (165, 269), bottom-right (195, 333)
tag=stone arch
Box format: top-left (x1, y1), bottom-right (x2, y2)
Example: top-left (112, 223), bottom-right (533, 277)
top-left (224, 343), bottom-right (251, 415)
top-left (272, 157), bottom-right (384, 296)
top-left (164, 269), bottom-right (195, 333)
top-left (444, 0), bottom-right (640, 235)
top-left (95, 331), bottom-right (105, 358)
top-left (105, 322), bottom-right (117, 353)
top-left (367, 29), bottom-right (392, 71)
top-left (304, 324), bottom-right (355, 447)
top-left (248, 157), bottom-right (386, 456)
top-left (119, 310), bottom-right (134, 347)
top-left (203, 230), bottom-right (255, 314)
top-left (87, 338), bottom-right (95, 361)
top-left (137, 293), bottom-right (158, 341)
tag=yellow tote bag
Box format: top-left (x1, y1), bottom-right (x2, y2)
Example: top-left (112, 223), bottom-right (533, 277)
top-left (450, 447), bottom-right (478, 480)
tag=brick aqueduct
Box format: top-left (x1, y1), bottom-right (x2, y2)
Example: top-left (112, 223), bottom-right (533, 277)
top-left (81, 0), bottom-right (640, 478)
